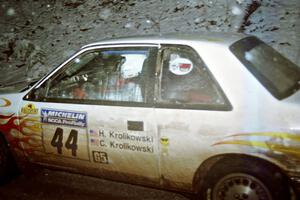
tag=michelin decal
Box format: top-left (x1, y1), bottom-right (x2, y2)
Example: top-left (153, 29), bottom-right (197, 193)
top-left (41, 109), bottom-right (87, 127)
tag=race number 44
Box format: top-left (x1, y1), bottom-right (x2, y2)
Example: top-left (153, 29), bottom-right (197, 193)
top-left (43, 125), bottom-right (89, 160)
top-left (51, 127), bottom-right (78, 157)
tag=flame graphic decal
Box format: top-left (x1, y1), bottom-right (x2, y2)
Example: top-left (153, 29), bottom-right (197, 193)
top-left (0, 114), bottom-right (43, 156)
top-left (0, 98), bottom-right (11, 107)
top-left (213, 132), bottom-right (300, 157)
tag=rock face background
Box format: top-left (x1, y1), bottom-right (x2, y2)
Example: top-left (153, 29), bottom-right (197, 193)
top-left (0, 0), bottom-right (299, 85)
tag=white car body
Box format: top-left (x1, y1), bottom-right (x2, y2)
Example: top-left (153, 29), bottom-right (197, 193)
top-left (0, 33), bottom-right (299, 199)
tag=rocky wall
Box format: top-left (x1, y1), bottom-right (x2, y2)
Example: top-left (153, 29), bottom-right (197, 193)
top-left (0, 0), bottom-right (299, 84)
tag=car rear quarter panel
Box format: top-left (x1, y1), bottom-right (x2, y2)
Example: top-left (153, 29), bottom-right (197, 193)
top-left (156, 42), bottom-right (300, 192)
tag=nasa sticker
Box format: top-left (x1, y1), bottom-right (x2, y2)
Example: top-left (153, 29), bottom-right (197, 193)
top-left (169, 57), bottom-right (193, 75)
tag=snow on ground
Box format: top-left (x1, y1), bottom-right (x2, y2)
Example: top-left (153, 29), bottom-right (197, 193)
top-left (0, 0), bottom-right (299, 84)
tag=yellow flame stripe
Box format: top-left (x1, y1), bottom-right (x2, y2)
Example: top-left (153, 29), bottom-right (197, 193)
top-left (213, 140), bottom-right (268, 148)
top-left (21, 117), bottom-right (40, 124)
top-left (0, 98), bottom-right (11, 107)
top-left (214, 140), bottom-right (300, 156)
top-left (20, 117), bottom-right (42, 134)
top-left (227, 132), bottom-right (300, 142)
top-left (21, 140), bottom-right (42, 148)
top-left (22, 126), bottom-right (42, 134)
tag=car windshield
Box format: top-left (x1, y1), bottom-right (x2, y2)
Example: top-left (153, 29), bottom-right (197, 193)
top-left (230, 37), bottom-right (300, 100)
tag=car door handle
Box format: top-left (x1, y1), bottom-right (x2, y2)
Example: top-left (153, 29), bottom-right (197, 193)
top-left (127, 121), bottom-right (144, 131)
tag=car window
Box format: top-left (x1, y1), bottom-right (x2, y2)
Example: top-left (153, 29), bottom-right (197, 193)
top-left (230, 37), bottom-right (300, 100)
top-left (157, 45), bottom-right (229, 110)
top-left (32, 47), bottom-right (156, 104)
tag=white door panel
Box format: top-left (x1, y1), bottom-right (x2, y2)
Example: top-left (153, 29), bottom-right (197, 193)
top-left (20, 45), bottom-right (160, 185)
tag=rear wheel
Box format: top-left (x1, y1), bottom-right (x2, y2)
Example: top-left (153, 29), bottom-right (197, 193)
top-left (212, 173), bottom-right (272, 200)
top-left (197, 157), bottom-right (291, 200)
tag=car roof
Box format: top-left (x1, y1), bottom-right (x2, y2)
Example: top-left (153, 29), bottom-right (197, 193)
top-left (81, 32), bottom-right (248, 49)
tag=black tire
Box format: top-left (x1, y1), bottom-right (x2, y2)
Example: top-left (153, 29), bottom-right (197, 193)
top-left (0, 135), bottom-right (18, 184)
top-left (197, 157), bottom-right (291, 200)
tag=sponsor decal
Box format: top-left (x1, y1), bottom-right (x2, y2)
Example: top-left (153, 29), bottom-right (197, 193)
top-left (160, 137), bottom-right (169, 146)
top-left (41, 109), bottom-right (87, 127)
top-left (169, 56), bottom-right (193, 75)
top-left (21, 103), bottom-right (38, 114)
top-left (0, 98), bottom-right (11, 107)
top-left (160, 136), bottom-right (169, 155)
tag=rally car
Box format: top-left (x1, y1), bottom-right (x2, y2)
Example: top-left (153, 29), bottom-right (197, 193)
top-left (0, 32), bottom-right (299, 200)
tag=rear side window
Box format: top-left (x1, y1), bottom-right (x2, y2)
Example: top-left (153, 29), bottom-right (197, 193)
top-left (156, 45), bottom-right (231, 110)
top-left (230, 37), bottom-right (300, 99)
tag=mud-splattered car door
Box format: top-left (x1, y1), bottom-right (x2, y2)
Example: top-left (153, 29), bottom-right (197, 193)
top-left (22, 45), bottom-right (161, 186)
top-left (154, 45), bottom-right (232, 191)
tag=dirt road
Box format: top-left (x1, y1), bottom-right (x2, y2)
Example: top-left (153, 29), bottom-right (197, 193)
top-left (0, 169), bottom-right (190, 200)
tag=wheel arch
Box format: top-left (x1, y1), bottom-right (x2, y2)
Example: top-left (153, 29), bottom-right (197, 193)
top-left (192, 153), bottom-right (290, 193)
